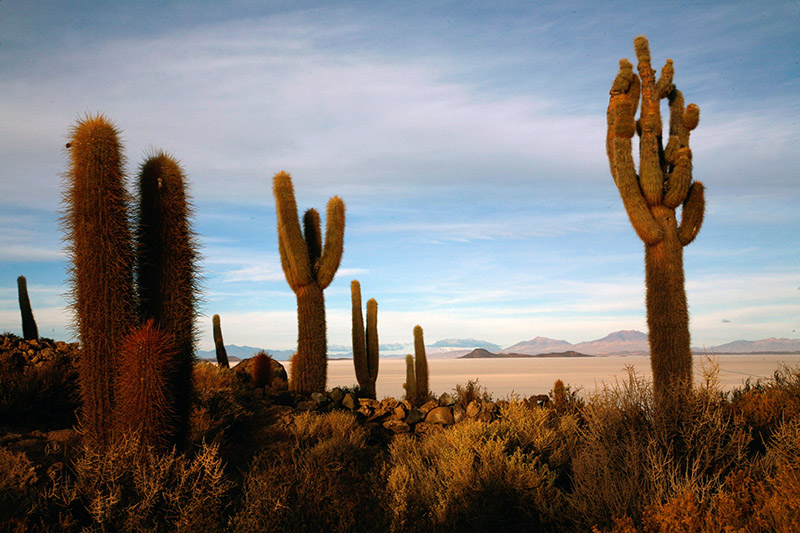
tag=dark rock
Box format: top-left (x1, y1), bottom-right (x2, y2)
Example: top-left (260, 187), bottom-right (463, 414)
top-left (438, 393), bottom-right (456, 407)
top-left (383, 419), bottom-right (411, 434)
top-left (342, 393), bottom-right (359, 410)
top-left (405, 408), bottom-right (426, 425)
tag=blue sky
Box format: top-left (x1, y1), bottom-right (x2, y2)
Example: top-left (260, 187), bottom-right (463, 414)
top-left (1, 1), bottom-right (798, 352)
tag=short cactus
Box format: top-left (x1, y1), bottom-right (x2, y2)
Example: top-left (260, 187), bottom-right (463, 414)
top-left (607, 36), bottom-right (705, 412)
top-left (351, 280), bottom-right (379, 398)
top-left (114, 319), bottom-right (179, 450)
top-left (251, 351), bottom-right (274, 389)
top-left (17, 276), bottom-right (38, 340)
top-left (63, 114), bottom-right (136, 447)
top-left (404, 354), bottom-right (417, 402)
top-left (212, 314), bottom-right (229, 368)
top-left (273, 171), bottom-right (345, 394)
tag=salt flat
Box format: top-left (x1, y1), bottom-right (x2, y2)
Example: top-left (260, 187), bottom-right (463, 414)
top-left (323, 354), bottom-right (800, 400)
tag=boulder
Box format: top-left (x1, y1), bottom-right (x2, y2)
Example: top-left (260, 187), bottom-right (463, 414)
top-left (425, 406), bottom-right (455, 425)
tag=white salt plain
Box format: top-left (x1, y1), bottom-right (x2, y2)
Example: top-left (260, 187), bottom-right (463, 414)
top-left (322, 354), bottom-right (800, 400)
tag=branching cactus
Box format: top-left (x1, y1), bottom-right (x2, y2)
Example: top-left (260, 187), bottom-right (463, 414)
top-left (63, 114), bottom-right (136, 447)
top-left (17, 275), bottom-right (38, 340)
top-left (607, 36), bottom-right (705, 410)
top-left (351, 280), bottom-right (379, 398)
top-left (273, 171), bottom-right (345, 394)
top-left (115, 319), bottom-right (178, 451)
top-left (135, 151), bottom-right (199, 447)
top-left (413, 325), bottom-right (429, 403)
top-left (212, 314), bottom-right (229, 368)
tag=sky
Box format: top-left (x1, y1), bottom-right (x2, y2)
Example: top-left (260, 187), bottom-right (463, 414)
top-left (1, 1), bottom-right (798, 353)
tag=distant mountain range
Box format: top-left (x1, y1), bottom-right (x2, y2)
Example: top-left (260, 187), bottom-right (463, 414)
top-left (460, 348), bottom-right (592, 359)
top-left (198, 332), bottom-right (800, 361)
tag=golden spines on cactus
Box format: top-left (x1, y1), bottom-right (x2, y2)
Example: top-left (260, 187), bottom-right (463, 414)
top-left (607, 36), bottom-right (705, 413)
top-left (273, 171), bottom-right (345, 394)
top-left (63, 113), bottom-right (136, 448)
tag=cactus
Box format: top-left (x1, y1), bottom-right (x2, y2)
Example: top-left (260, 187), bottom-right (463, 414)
top-left (273, 171), bottom-right (345, 394)
top-left (115, 319), bottom-right (179, 450)
top-left (351, 280), bottom-right (379, 398)
top-left (63, 114), bottom-right (136, 447)
top-left (212, 314), bottom-right (229, 368)
top-left (134, 151), bottom-right (199, 447)
top-left (607, 36), bottom-right (705, 411)
top-left (413, 325), bottom-right (429, 404)
top-left (552, 379), bottom-right (566, 412)
top-left (16, 276), bottom-right (38, 340)
top-left (404, 354), bottom-right (417, 402)
top-left (251, 351), bottom-right (274, 389)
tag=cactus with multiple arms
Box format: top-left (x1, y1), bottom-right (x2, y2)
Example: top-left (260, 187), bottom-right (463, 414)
top-left (63, 114), bottom-right (136, 447)
top-left (607, 36), bottom-right (705, 410)
top-left (273, 171), bottom-right (345, 394)
top-left (17, 276), bottom-right (38, 340)
top-left (135, 151), bottom-right (199, 447)
top-left (212, 314), bottom-right (229, 368)
top-left (351, 280), bottom-right (379, 398)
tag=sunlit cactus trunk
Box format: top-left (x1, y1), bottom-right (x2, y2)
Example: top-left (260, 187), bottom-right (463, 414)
top-left (273, 171), bottom-right (345, 394)
top-left (352, 280), bottom-right (379, 398)
top-left (63, 114), bottom-right (136, 448)
top-left (606, 36), bottom-right (705, 414)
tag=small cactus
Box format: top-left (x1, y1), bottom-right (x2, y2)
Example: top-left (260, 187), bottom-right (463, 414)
top-left (212, 314), bottom-right (229, 368)
top-left (351, 280), bottom-right (379, 398)
top-left (552, 379), bottom-right (566, 411)
top-left (251, 351), bottom-right (274, 389)
top-left (273, 171), bottom-right (345, 394)
top-left (17, 276), bottom-right (38, 340)
top-left (114, 319), bottom-right (179, 451)
top-left (404, 354), bottom-right (417, 402)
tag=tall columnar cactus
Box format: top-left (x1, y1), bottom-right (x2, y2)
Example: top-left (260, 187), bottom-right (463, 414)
top-left (212, 314), bottom-right (229, 369)
top-left (404, 354), bottom-right (417, 402)
top-left (63, 114), bottom-right (136, 447)
top-left (115, 319), bottom-right (179, 451)
top-left (413, 325), bottom-right (429, 403)
top-left (135, 151), bottom-right (199, 447)
top-left (251, 351), bottom-right (274, 389)
top-left (607, 36), bottom-right (705, 411)
top-left (351, 280), bottom-right (379, 398)
top-left (273, 171), bottom-right (345, 394)
top-left (17, 276), bottom-right (38, 340)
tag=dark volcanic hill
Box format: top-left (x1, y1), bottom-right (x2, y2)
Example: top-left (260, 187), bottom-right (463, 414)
top-left (460, 348), bottom-right (592, 359)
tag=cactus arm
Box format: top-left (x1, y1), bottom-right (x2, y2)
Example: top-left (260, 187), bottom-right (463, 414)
top-left (634, 36), bottom-right (666, 206)
top-left (366, 298), bottom-right (379, 384)
top-left (608, 58), bottom-right (663, 245)
top-left (663, 149), bottom-right (693, 209)
top-left (678, 182), bottom-right (705, 246)
top-left (303, 208), bottom-right (322, 273)
top-left (316, 196), bottom-right (345, 290)
top-left (273, 171), bottom-right (313, 288)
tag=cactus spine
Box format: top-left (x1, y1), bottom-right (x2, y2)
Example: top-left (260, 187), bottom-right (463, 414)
top-left (273, 171), bottom-right (345, 394)
top-left (413, 325), bottom-right (429, 403)
top-left (607, 36), bottom-right (705, 411)
top-left (63, 114), bottom-right (136, 447)
top-left (212, 314), bottom-right (229, 368)
top-left (17, 276), bottom-right (38, 340)
top-left (134, 151), bottom-right (199, 447)
top-left (351, 280), bottom-right (379, 398)
top-left (115, 319), bottom-right (178, 451)
top-left (404, 354), bottom-right (417, 402)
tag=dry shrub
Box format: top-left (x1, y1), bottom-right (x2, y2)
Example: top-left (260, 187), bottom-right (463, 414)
top-left (453, 378), bottom-right (492, 409)
top-left (569, 366), bottom-right (751, 531)
top-left (384, 403), bottom-right (577, 532)
top-left (231, 410), bottom-right (385, 532)
top-left (40, 439), bottom-right (232, 532)
top-left (190, 361), bottom-right (250, 447)
top-left (0, 447), bottom-right (39, 528)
